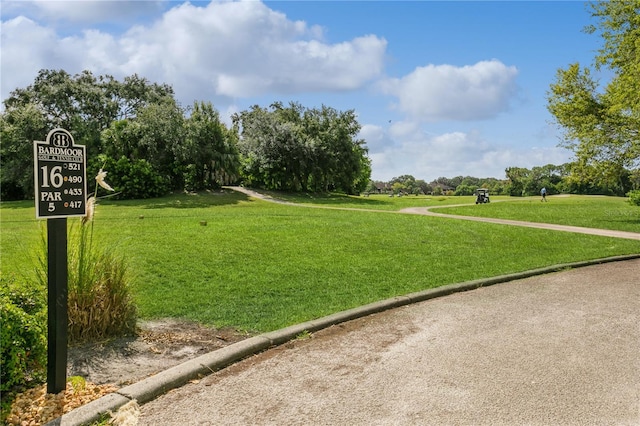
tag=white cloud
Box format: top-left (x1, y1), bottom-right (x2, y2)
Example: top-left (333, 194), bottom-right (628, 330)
top-left (379, 60), bottom-right (518, 123)
top-left (359, 124), bottom-right (394, 153)
top-left (388, 120), bottom-right (422, 140)
top-left (2, 1), bottom-right (167, 24)
top-left (0, 17), bottom-right (63, 96)
top-left (1, 1), bottom-right (387, 105)
top-left (364, 123), bottom-right (572, 182)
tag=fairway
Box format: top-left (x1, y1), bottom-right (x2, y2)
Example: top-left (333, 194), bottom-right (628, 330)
top-left (1, 191), bottom-right (638, 333)
top-left (435, 195), bottom-right (640, 233)
top-left (247, 191), bottom-right (640, 233)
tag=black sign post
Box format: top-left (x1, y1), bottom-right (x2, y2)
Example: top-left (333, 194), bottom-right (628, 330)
top-left (34, 128), bottom-right (87, 394)
top-left (47, 217), bottom-right (68, 394)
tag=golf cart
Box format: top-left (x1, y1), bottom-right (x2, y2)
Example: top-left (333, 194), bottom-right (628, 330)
top-left (475, 188), bottom-right (490, 204)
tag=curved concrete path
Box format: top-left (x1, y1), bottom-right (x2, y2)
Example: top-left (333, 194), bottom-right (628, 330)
top-left (138, 258), bottom-right (640, 425)
top-left (402, 206), bottom-right (640, 240)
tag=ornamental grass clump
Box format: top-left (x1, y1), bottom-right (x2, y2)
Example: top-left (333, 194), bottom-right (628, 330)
top-left (65, 221), bottom-right (136, 343)
top-left (37, 168), bottom-right (137, 343)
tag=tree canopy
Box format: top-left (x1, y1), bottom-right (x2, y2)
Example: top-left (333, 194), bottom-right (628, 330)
top-left (233, 102), bottom-right (370, 194)
top-left (1, 70), bottom-right (180, 199)
top-left (547, 1), bottom-right (639, 195)
top-left (1, 71), bottom-right (370, 200)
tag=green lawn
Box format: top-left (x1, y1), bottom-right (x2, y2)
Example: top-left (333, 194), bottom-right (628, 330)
top-left (253, 190), bottom-right (477, 210)
top-left (435, 195), bottom-right (640, 233)
top-left (2, 190), bottom-right (638, 333)
top-left (257, 191), bottom-right (640, 233)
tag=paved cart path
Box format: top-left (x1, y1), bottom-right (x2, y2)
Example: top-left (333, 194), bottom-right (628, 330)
top-left (139, 258), bottom-right (640, 425)
top-left (401, 206), bottom-right (640, 240)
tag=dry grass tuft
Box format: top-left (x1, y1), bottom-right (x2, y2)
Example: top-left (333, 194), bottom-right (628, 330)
top-left (109, 400), bottom-right (140, 426)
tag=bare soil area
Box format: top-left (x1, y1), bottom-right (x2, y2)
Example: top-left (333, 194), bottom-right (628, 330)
top-left (67, 318), bottom-right (251, 386)
top-left (6, 320), bottom-right (250, 425)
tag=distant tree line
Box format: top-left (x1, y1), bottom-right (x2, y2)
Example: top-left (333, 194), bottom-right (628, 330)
top-left (505, 163), bottom-right (638, 197)
top-left (367, 162), bottom-right (639, 198)
top-left (0, 70), bottom-right (370, 200)
top-left (366, 175), bottom-right (507, 197)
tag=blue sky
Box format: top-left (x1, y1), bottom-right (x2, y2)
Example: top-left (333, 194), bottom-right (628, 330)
top-left (1, 1), bottom-right (604, 182)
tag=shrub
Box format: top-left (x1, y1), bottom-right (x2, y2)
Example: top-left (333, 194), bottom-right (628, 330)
top-left (89, 155), bottom-right (169, 199)
top-left (182, 163), bottom-right (199, 192)
top-left (627, 190), bottom-right (640, 206)
top-left (0, 275), bottom-right (47, 393)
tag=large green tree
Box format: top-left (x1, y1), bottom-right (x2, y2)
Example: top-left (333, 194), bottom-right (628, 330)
top-left (302, 104), bottom-right (370, 193)
top-left (389, 175), bottom-right (420, 195)
top-left (505, 167), bottom-right (530, 197)
top-left (235, 102), bottom-right (370, 194)
top-left (1, 69), bottom-right (176, 199)
top-left (234, 104), bottom-right (305, 191)
top-left (181, 101), bottom-right (240, 190)
top-left (3, 70), bottom-right (173, 155)
top-left (0, 104), bottom-right (47, 199)
top-left (547, 1), bottom-right (639, 195)
top-left (97, 96), bottom-right (186, 198)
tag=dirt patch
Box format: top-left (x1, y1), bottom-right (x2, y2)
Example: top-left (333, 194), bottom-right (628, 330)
top-left (67, 318), bottom-right (251, 386)
top-left (6, 319), bottom-right (251, 425)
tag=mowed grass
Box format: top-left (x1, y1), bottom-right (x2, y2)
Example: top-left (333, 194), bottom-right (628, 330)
top-left (254, 190), bottom-right (476, 210)
top-left (2, 190), bottom-right (638, 333)
top-left (257, 191), bottom-right (640, 233)
top-left (436, 195), bottom-right (640, 233)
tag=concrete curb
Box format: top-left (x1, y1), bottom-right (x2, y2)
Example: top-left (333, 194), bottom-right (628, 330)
top-left (45, 253), bottom-right (640, 425)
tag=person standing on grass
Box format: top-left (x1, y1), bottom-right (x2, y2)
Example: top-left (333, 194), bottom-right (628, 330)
top-left (541, 187), bottom-right (547, 202)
